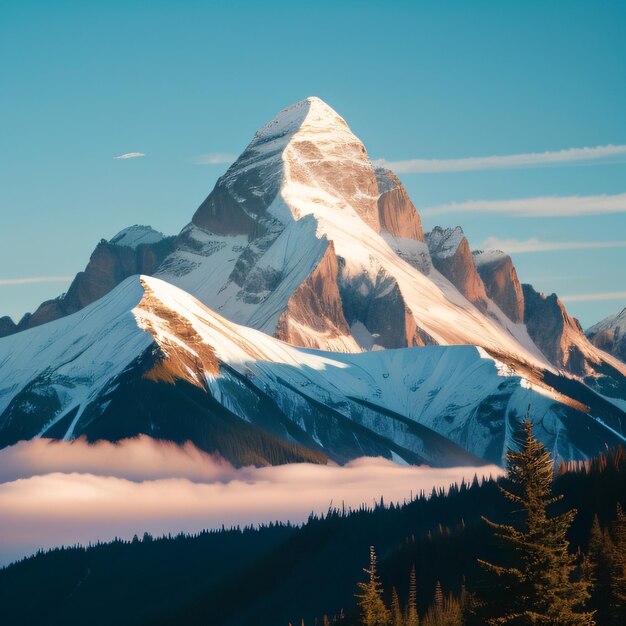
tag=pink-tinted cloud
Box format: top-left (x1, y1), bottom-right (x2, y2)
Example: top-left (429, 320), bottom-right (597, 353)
top-left (0, 437), bottom-right (502, 566)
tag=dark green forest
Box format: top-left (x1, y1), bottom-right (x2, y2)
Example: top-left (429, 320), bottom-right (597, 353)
top-left (1, 433), bottom-right (625, 626)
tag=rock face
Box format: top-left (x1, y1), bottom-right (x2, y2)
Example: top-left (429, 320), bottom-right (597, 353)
top-left (339, 270), bottom-right (434, 349)
top-left (0, 226), bottom-right (175, 338)
top-left (586, 308), bottom-right (626, 363)
top-left (375, 168), bottom-right (423, 241)
top-left (276, 242), bottom-right (354, 350)
top-left (426, 227), bottom-right (488, 308)
top-left (522, 284), bottom-right (589, 374)
top-left (473, 250), bottom-right (525, 323)
top-left (0, 317), bottom-right (17, 338)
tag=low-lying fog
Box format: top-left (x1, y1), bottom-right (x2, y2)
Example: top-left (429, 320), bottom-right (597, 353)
top-left (0, 436), bottom-right (502, 566)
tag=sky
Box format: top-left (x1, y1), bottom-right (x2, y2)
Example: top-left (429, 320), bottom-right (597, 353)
top-left (1, 0), bottom-right (625, 328)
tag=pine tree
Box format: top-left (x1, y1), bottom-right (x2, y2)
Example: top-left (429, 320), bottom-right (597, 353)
top-left (422, 582), bottom-right (462, 626)
top-left (406, 564), bottom-right (419, 626)
top-left (434, 582), bottom-right (443, 615)
top-left (479, 419), bottom-right (594, 625)
top-left (391, 586), bottom-right (403, 626)
top-left (586, 515), bottom-right (617, 624)
top-left (355, 546), bottom-right (390, 626)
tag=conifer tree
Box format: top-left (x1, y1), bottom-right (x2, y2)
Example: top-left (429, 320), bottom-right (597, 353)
top-left (356, 546), bottom-right (390, 626)
top-left (479, 419), bottom-right (594, 625)
top-left (391, 586), bottom-right (403, 626)
top-left (406, 564), bottom-right (419, 626)
top-left (422, 582), bottom-right (462, 626)
top-left (586, 515), bottom-right (617, 624)
top-left (434, 582), bottom-right (443, 615)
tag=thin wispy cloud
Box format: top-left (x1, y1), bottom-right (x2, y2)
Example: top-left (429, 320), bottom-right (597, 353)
top-left (376, 144), bottom-right (626, 174)
top-left (422, 193), bottom-right (626, 218)
top-left (560, 291), bottom-right (626, 303)
top-left (113, 152), bottom-right (146, 160)
top-left (191, 152), bottom-right (237, 165)
top-left (481, 236), bottom-right (626, 254)
top-left (0, 275), bottom-right (73, 287)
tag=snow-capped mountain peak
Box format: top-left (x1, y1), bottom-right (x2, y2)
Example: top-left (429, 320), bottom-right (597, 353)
top-left (253, 96), bottom-right (352, 145)
top-left (158, 97), bottom-right (618, 374)
top-left (109, 225), bottom-right (166, 248)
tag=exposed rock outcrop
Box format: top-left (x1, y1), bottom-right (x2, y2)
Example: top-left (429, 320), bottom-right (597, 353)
top-left (586, 307), bottom-right (626, 363)
top-left (0, 316), bottom-right (17, 338)
top-left (375, 168), bottom-right (423, 241)
top-left (522, 284), bottom-right (588, 374)
top-left (473, 250), bottom-right (525, 323)
top-left (0, 226), bottom-right (175, 338)
top-left (339, 270), bottom-right (434, 349)
top-left (276, 242), bottom-right (357, 351)
top-left (426, 227), bottom-right (488, 308)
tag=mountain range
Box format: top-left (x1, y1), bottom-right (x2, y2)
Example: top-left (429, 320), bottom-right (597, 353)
top-left (1, 97), bottom-right (625, 465)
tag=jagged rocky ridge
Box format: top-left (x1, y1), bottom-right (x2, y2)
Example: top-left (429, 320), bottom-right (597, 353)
top-left (0, 275), bottom-right (623, 466)
top-left (0, 226), bottom-right (175, 338)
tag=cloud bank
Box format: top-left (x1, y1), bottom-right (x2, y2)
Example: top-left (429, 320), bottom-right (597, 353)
top-left (421, 193), bottom-right (626, 218)
top-left (191, 152), bottom-right (237, 165)
top-left (481, 236), bottom-right (626, 254)
top-left (0, 275), bottom-right (74, 287)
top-left (376, 144), bottom-right (626, 174)
top-left (0, 437), bottom-right (501, 566)
top-left (113, 152), bottom-right (146, 160)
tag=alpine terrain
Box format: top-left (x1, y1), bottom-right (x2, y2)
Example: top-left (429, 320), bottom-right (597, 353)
top-left (587, 307), bottom-right (626, 364)
top-left (1, 97), bottom-right (625, 466)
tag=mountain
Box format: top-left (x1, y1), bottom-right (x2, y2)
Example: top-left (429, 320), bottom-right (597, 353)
top-left (0, 226), bottom-right (175, 338)
top-left (1, 96), bottom-right (625, 465)
top-left (0, 275), bottom-right (624, 466)
top-left (587, 307), bottom-right (626, 363)
top-left (156, 96), bottom-right (626, 399)
top-left (157, 98), bottom-right (547, 362)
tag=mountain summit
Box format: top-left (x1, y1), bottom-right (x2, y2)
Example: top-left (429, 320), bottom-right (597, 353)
top-left (158, 96), bottom-right (624, 394)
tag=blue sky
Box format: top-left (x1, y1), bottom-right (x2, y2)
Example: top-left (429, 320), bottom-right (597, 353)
top-left (1, 0), bottom-right (625, 327)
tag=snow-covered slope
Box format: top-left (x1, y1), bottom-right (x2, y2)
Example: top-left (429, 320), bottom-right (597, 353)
top-left (0, 276), bottom-right (623, 466)
top-left (587, 307), bottom-right (626, 364)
